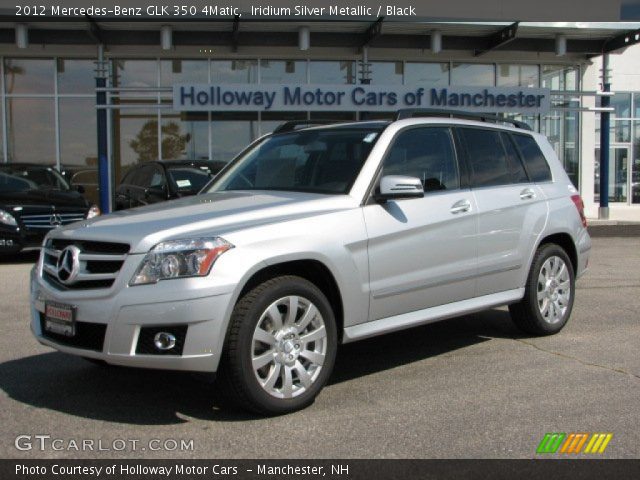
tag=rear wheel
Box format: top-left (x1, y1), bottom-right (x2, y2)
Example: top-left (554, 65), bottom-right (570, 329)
top-left (509, 243), bottom-right (575, 336)
top-left (217, 276), bottom-right (337, 415)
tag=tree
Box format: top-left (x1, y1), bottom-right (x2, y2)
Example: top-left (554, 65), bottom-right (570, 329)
top-left (129, 120), bottom-right (190, 162)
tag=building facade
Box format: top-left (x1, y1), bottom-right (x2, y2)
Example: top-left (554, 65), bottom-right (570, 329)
top-left (584, 43), bottom-right (640, 219)
top-left (0, 21), bottom-right (638, 218)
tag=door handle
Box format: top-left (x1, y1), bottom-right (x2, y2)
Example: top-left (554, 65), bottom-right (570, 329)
top-left (450, 199), bottom-right (471, 214)
top-left (520, 188), bottom-right (536, 200)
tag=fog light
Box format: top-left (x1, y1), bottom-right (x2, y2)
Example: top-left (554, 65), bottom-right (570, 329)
top-left (153, 332), bottom-right (176, 351)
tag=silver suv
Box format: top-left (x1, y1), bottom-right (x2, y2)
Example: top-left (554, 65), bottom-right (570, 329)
top-left (30, 110), bottom-right (591, 414)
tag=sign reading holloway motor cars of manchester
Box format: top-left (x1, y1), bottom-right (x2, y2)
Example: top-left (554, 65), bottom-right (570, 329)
top-left (173, 84), bottom-right (551, 114)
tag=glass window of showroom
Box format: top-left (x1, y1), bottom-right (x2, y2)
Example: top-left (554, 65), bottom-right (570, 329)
top-left (1, 57), bottom-right (583, 197)
top-left (595, 92), bottom-right (640, 205)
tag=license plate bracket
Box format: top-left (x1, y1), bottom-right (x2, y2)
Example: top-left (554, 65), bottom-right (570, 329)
top-left (44, 301), bottom-right (76, 337)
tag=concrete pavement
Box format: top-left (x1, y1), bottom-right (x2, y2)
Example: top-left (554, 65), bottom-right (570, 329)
top-left (0, 238), bottom-right (638, 458)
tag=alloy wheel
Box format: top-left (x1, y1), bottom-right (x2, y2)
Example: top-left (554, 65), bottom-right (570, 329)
top-left (251, 296), bottom-right (327, 398)
top-left (537, 255), bottom-right (571, 324)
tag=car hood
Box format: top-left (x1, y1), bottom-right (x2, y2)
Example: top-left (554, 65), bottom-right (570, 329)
top-left (51, 190), bottom-right (358, 253)
top-left (0, 189), bottom-right (88, 209)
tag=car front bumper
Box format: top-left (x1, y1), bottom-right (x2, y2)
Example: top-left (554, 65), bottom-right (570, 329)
top-left (29, 255), bottom-right (236, 373)
top-left (0, 226), bottom-right (43, 254)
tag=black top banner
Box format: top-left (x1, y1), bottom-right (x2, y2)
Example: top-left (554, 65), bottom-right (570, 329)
top-left (1, 0), bottom-right (639, 21)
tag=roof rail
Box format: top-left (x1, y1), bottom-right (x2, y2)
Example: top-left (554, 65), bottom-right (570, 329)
top-left (393, 109), bottom-right (532, 131)
top-left (273, 120), bottom-right (346, 134)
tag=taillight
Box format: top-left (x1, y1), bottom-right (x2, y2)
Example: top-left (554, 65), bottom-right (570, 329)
top-left (571, 194), bottom-right (587, 228)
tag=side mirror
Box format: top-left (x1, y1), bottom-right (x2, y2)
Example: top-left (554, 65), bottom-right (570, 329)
top-left (75, 185), bottom-right (86, 194)
top-left (375, 175), bottom-right (424, 202)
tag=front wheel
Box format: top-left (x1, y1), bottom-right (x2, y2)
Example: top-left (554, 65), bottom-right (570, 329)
top-left (217, 276), bottom-right (337, 415)
top-left (509, 243), bottom-right (575, 336)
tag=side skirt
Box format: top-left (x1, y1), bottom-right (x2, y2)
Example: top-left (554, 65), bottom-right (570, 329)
top-left (342, 288), bottom-right (524, 343)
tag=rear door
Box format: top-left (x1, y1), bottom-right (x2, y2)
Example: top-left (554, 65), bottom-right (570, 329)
top-left (363, 126), bottom-right (478, 321)
top-left (457, 127), bottom-right (548, 296)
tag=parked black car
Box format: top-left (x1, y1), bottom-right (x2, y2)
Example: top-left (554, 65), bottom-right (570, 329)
top-left (115, 160), bottom-right (225, 210)
top-left (59, 165), bottom-right (100, 206)
top-left (0, 164), bottom-right (99, 255)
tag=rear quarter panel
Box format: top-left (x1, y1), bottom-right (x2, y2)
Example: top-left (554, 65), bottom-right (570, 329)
top-left (521, 134), bottom-right (591, 283)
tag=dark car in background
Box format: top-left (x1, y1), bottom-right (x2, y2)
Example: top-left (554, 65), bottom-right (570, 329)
top-left (59, 166), bottom-right (100, 207)
top-left (0, 164), bottom-right (100, 255)
top-left (115, 160), bottom-right (225, 210)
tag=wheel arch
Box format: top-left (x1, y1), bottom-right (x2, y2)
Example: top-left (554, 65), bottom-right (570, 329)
top-left (234, 258), bottom-right (345, 342)
top-left (519, 230), bottom-right (578, 290)
top-left (536, 232), bottom-right (578, 275)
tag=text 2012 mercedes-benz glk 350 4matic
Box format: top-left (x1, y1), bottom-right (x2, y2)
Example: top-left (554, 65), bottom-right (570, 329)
top-left (30, 111), bottom-right (591, 415)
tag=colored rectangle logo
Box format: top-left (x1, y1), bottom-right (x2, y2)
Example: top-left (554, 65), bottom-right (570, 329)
top-left (537, 433), bottom-right (613, 454)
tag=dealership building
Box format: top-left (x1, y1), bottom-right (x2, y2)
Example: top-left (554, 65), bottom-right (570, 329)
top-left (0, 18), bottom-right (639, 218)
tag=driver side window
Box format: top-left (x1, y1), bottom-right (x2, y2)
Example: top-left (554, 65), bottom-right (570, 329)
top-left (383, 127), bottom-right (460, 193)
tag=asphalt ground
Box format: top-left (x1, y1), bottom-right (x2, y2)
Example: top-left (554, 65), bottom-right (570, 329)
top-left (0, 237), bottom-right (638, 459)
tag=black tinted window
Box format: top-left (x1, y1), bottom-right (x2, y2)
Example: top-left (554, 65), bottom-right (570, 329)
top-left (383, 127), bottom-right (459, 192)
top-left (0, 165), bottom-right (69, 191)
top-left (132, 165), bottom-right (157, 187)
top-left (512, 134), bottom-right (552, 182)
top-left (0, 172), bottom-right (36, 192)
top-left (501, 133), bottom-right (529, 184)
top-left (459, 128), bottom-right (511, 188)
top-left (121, 168), bottom-right (136, 185)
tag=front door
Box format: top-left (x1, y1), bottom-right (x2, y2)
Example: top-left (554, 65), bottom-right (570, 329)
top-left (363, 126), bottom-right (478, 321)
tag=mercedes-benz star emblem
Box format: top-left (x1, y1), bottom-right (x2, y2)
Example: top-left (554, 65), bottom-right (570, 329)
top-left (49, 214), bottom-right (63, 227)
top-left (56, 245), bottom-right (81, 285)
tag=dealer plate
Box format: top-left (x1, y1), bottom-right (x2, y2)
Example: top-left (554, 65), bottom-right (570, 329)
top-left (44, 301), bottom-right (76, 337)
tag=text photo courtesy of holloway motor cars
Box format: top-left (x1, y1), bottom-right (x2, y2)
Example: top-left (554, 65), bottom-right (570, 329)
top-left (1, 0), bottom-right (640, 479)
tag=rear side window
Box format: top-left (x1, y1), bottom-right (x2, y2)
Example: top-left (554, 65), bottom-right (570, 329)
top-left (458, 128), bottom-right (511, 188)
top-left (500, 133), bottom-right (529, 184)
top-left (511, 134), bottom-right (552, 182)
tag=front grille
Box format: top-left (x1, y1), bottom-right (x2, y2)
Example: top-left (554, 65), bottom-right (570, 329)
top-left (21, 213), bottom-right (86, 230)
top-left (49, 239), bottom-right (129, 255)
top-left (136, 326), bottom-right (188, 356)
top-left (42, 239), bottom-right (129, 290)
top-left (39, 314), bottom-right (106, 351)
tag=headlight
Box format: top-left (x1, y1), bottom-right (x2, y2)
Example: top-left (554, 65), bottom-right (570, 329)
top-left (0, 209), bottom-right (17, 226)
top-left (130, 237), bottom-right (233, 286)
top-left (86, 204), bottom-right (101, 219)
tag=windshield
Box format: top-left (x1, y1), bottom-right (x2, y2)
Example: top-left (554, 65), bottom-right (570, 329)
top-left (0, 166), bottom-right (71, 193)
top-left (206, 127), bottom-right (382, 194)
top-left (168, 166), bottom-right (214, 194)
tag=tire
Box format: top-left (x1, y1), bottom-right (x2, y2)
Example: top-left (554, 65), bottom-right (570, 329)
top-left (216, 275), bottom-right (338, 415)
top-left (509, 243), bottom-right (575, 336)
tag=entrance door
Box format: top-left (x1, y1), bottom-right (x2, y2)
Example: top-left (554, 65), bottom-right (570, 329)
top-left (632, 147), bottom-right (640, 205)
top-left (595, 147), bottom-right (630, 203)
